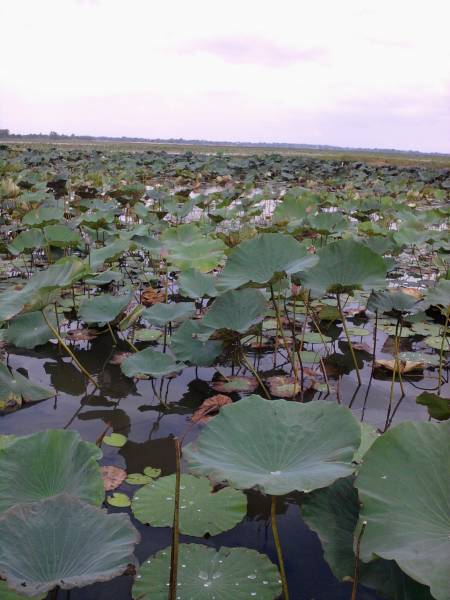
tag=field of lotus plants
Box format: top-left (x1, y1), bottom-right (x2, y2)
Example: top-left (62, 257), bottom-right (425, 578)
top-left (0, 143), bottom-right (448, 600)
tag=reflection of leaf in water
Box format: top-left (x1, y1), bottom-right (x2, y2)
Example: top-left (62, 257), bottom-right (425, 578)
top-left (120, 437), bottom-right (176, 477)
top-left (77, 408), bottom-right (131, 437)
top-left (44, 360), bottom-right (86, 396)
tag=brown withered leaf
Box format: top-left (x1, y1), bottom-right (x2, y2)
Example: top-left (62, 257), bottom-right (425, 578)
top-left (109, 351), bottom-right (132, 365)
top-left (352, 342), bottom-right (372, 352)
top-left (211, 375), bottom-right (258, 394)
top-left (191, 394), bottom-right (232, 424)
top-left (141, 287), bottom-right (165, 307)
top-left (100, 465), bottom-right (127, 491)
top-left (374, 359), bottom-right (425, 374)
top-left (66, 328), bottom-right (99, 341)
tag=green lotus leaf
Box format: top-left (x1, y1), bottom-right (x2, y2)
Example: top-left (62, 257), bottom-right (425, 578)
top-left (121, 348), bottom-right (184, 378)
top-left (163, 227), bottom-right (226, 272)
top-left (0, 429), bottom-right (104, 513)
top-left (416, 392), bottom-right (450, 421)
top-left (103, 433), bottom-right (128, 447)
top-left (353, 423), bottom-right (379, 463)
top-left (216, 233), bottom-right (318, 291)
top-left (298, 240), bottom-right (387, 296)
top-left (0, 362), bottom-right (54, 407)
top-left (89, 239), bottom-right (132, 270)
top-left (78, 293), bottom-right (131, 326)
top-left (0, 580), bottom-right (44, 599)
top-left (356, 421), bottom-right (450, 600)
top-left (426, 279), bottom-right (450, 313)
top-left (0, 435), bottom-right (15, 450)
top-left (301, 477), bottom-right (433, 599)
top-left (84, 270), bottom-right (124, 285)
top-left (43, 224), bottom-right (81, 247)
top-left (3, 311), bottom-right (56, 349)
top-left (132, 544), bottom-right (282, 600)
top-left (211, 375), bottom-right (258, 393)
top-left (185, 395), bottom-right (360, 495)
top-left (107, 492), bottom-right (131, 507)
top-left (273, 191), bottom-right (317, 224)
top-left (0, 494), bottom-right (139, 596)
top-left (424, 335), bottom-right (449, 350)
top-left (367, 289), bottom-right (423, 314)
top-left (133, 328), bottom-right (163, 342)
top-left (7, 228), bottom-right (45, 255)
top-left (142, 302), bottom-right (195, 326)
top-left (203, 289), bottom-right (267, 334)
top-left (171, 320), bottom-right (223, 366)
top-left (132, 474), bottom-right (246, 536)
top-left (22, 207), bottom-right (65, 226)
top-left (178, 268), bottom-right (218, 298)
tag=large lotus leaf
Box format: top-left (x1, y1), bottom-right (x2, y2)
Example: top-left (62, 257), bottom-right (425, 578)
top-left (216, 233), bottom-right (318, 291)
top-left (89, 239), bottom-right (131, 270)
top-left (132, 474), bottom-right (246, 536)
top-left (43, 224), bottom-right (81, 247)
top-left (121, 347), bottom-right (184, 378)
top-left (142, 302), bottom-right (196, 326)
top-left (416, 392), bottom-right (450, 421)
top-left (298, 240), bottom-right (387, 296)
top-left (78, 293), bottom-right (131, 326)
top-left (4, 310), bottom-right (56, 349)
top-left (367, 289), bottom-right (423, 314)
top-left (0, 362), bottom-right (54, 407)
top-left (84, 270), bottom-right (124, 285)
top-left (7, 228), bottom-right (45, 255)
top-left (185, 395), bottom-right (360, 495)
top-left (178, 268), bottom-right (218, 298)
top-left (0, 580), bottom-right (44, 599)
top-left (203, 289), bottom-right (267, 334)
top-left (22, 207), bottom-right (65, 226)
top-left (273, 192), bottom-right (317, 224)
top-left (0, 494), bottom-right (139, 596)
top-left (132, 544), bottom-right (281, 600)
top-left (356, 421), bottom-right (450, 600)
top-left (171, 319), bottom-right (223, 366)
top-left (301, 477), bottom-right (433, 600)
top-left (166, 237), bottom-right (227, 272)
top-left (0, 429), bottom-right (104, 513)
top-left (426, 279), bottom-right (450, 312)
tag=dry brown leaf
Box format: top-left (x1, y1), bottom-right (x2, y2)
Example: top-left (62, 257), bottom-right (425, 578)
top-left (66, 328), bottom-right (99, 341)
top-left (141, 287), bottom-right (165, 307)
top-left (374, 359), bottom-right (425, 373)
top-left (191, 394), bottom-right (232, 424)
top-left (100, 465), bottom-right (127, 491)
top-left (109, 351), bottom-right (132, 365)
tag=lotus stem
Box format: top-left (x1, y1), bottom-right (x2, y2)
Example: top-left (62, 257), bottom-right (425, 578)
top-left (271, 495), bottom-right (289, 600)
top-left (336, 293), bottom-right (361, 386)
top-left (351, 521), bottom-right (367, 600)
top-left (107, 321), bottom-right (117, 346)
top-left (438, 309), bottom-right (449, 395)
top-left (271, 285), bottom-right (299, 394)
top-left (41, 310), bottom-right (98, 388)
top-left (241, 352), bottom-right (271, 400)
top-left (169, 437), bottom-right (181, 600)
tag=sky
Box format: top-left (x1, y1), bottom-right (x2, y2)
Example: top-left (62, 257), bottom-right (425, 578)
top-left (1, 0), bottom-right (449, 152)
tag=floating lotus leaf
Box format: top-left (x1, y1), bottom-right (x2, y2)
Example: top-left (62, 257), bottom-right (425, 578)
top-left (103, 433), bottom-right (128, 447)
top-left (171, 320), bottom-right (223, 366)
top-left (301, 477), bottom-right (433, 600)
top-left (3, 311), bottom-right (56, 349)
top-left (203, 289), bottom-right (267, 334)
top-left (416, 392), bottom-right (450, 421)
top-left (121, 348), bottom-right (184, 378)
top-left (132, 544), bottom-right (282, 600)
top-left (216, 233), bottom-right (318, 291)
top-left (107, 492), bottom-right (131, 507)
top-left (0, 362), bottom-right (54, 408)
top-left (78, 293), bottom-right (131, 326)
top-left (210, 375), bottom-right (258, 393)
top-left (0, 429), bottom-right (104, 513)
top-left (185, 395), bottom-right (360, 495)
top-left (0, 494), bottom-right (139, 596)
top-left (179, 268), bottom-right (218, 298)
top-left (356, 421), bottom-right (450, 600)
top-left (142, 301), bottom-right (195, 326)
top-left (132, 474), bottom-right (246, 536)
top-left (423, 335), bottom-right (449, 351)
top-left (298, 240), bottom-right (387, 296)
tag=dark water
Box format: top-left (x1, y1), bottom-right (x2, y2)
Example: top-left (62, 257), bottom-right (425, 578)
top-left (0, 330), bottom-right (445, 600)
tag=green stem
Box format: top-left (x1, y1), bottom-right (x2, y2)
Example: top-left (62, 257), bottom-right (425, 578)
top-left (42, 310), bottom-right (97, 387)
top-left (271, 495), bottom-right (289, 600)
top-left (271, 285), bottom-right (299, 393)
top-left (438, 309), bottom-right (449, 395)
top-left (351, 521), bottom-right (367, 600)
top-left (107, 321), bottom-right (117, 346)
top-left (169, 437), bottom-right (181, 600)
top-left (336, 293), bottom-right (361, 386)
top-left (241, 353), bottom-right (271, 400)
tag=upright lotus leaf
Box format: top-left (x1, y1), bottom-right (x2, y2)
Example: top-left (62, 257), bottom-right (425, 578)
top-left (178, 268), bottom-right (218, 298)
top-left (0, 362), bottom-right (54, 408)
top-left (85, 270), bottom-right (124, 285)
top-left (356, 421), bottom-right (450, 600)
top-left (7, 228), bottom-right (45, 255)
top-left (167, 237), bottom-right (226, 272)
top-left (142, 301), bottom-right (196, 326)
top-left (203, 289), bottom-right (267, 334)
top-left (0, 494), bottom-right (139, 597)
top-left (22, 207), bottom-right (65, 226)
top-left (132, 474), bottom-right (246, 536)
top-left (273, 192), bottom-right (317, 224)
top-left (0, 429), bottom-right (104, 512)
top-left (426, 279), bottom-right (450, 314)
top-left (171, 319), bottom-right (223, 366)
top-left (301, 477), bottom-right (433, 600)
top-left (43, 224), bottom-right (81, 247)
top-left (121, 347), bottom-right (184, 378)
top-left (3, 310), bottom-right (56, 349)
top-left (367, 289), bottom-right (423, 314)
top-left (133, 544), bottom-right (282, 600)
top-left (78, 293), bottom-right (131, 326)
top-left (216, 233), bottom-right (318, 292)
top-left (185, 395), bottom-right (360, 495)
top-left (297, 240), bottom-right (387, 296)
top-left (89, 239), bottom-right (131, 270)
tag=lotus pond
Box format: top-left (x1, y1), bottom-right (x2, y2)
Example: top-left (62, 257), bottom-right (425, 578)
top-left (0, 144), bottom-right (449, 600)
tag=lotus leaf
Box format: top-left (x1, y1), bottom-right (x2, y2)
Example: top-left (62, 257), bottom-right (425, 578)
top-left (132, 544), bottom-right (282, 600)
top-left (0, 494), bottom-right (139, 596)
top-left (171, 320), bottom-right (223, 366)
top-left (179, 268), bottom-right (218, 298)
top-left (185, 395), bottom-right (360, 495)
top-left (203, 289), bottom-right (267, 334)
top-left (0, 362), bottom-right (54, 408)
top-left (132, 474), bottom-right (246, 536)
top-left (121, 348), bottom-right (184, 378)
top-left (416, 392), bottom-right (450, 421)
top-left (78, 293), bottom-right (131, 326)
top-left (0, 429), bottom-right (104, 513)
top-left (3, 311), bottom-right (56, 349)
top-left (142, 301), bottom-right (195, 326)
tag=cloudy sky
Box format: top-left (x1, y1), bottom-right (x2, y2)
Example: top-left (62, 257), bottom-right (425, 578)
top-left (1, 0), bottom-right (449, 152)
